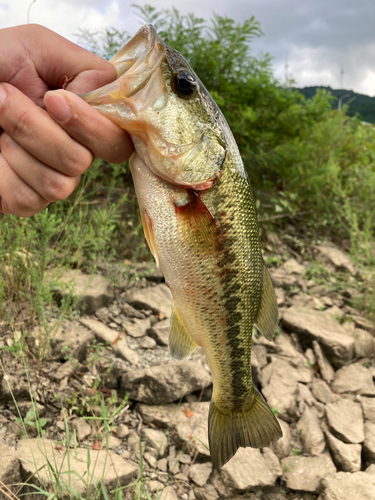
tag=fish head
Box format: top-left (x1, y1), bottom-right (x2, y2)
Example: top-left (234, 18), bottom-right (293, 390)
top-left (81, 24), bottom-right (226, 189)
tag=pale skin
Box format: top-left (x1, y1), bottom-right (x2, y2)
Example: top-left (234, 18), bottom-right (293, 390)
top-left (0, 24), bottom-right (134, 217)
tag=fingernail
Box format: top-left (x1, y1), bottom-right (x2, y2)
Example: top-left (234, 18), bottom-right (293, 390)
top-left (0, 85), bottom-right (7, 106)
top-left (45, 92), bottom-right (72, 122)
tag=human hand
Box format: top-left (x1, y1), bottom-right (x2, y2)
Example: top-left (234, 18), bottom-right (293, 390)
top-left (0, 24), bottom-right (134, 217)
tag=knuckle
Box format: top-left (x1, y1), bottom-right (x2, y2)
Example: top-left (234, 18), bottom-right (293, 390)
top-left (7, 107), bottom-right (35, 142)
top-left (43, 175), bottom-right (79, 202)
top-left (11, 186), bottom-right (46, 216)
top-left (64, 144), bottom-right (93, 176)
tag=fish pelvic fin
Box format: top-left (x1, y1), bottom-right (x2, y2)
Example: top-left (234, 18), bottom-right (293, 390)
top-left (208, 387), bottom-right (282, 469)
top-left (255, 264), bottom-right (279, 341)
top-left (169, 304), bottom-right (197, 360)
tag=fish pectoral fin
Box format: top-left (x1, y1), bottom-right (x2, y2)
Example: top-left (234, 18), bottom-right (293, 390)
top-left (169, 305), bottom-right (197, 360)
top-left (254, 264), bottom-right (279, 341)
top-left (208, 387), bottom-right (282, 469)
top-left (140, 209), bottom-right (160, 268)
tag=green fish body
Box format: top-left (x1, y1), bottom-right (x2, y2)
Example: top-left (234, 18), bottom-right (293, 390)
top-left (82, 25), bottom-right (282, 468)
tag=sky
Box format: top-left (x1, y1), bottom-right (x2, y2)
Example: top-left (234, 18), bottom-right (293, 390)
top-left (2, 0), bottom-right (375, 96)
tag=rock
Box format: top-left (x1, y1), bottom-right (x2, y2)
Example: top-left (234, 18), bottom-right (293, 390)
top-left (157, 458), bottom-right (168, 472)
top-left (312, 341), bottom-right (335, 384)
top-left (318, 471), bottom-right (375, 500)
top-left (325, 430), bottom-right (361, 472)
top-left (147, 319), bottom-right (170, 346)
top-left (311, 379), bottom-right (337, 405)
top-left (281, 258), bottom-right (306, 276)
top-left (189, 462), bottom-right (212, 487)
top-left (51, 321), bottom-right (94, 362)
top-left (121, 302), bottom-right (145, 319)
top-left (354, 328), bottom-right (374, 358)
top-left (49, 269), bottom-right (113, 314)
top-left (282, 306), bottom-right (354, 368)
top-left (51, 360), bottom-right (78, 382)
top-left (350, 315), bottom-right (375, 334)
top-left (194, 484), bottom-right (218, 500)
top-left (221, 447), bottom-right (276, 490)
top-left (124, 284), bottom-right (172, 318)
top-left (269, 268), bottom-right (303, 289)
top-left (281, 453), bottom-right (336, 493)
top-left (95, 306), bottom-right (110, 323)
top-left (140, 427), bottom-right (168, 457)
top-left (17, 438), bottom-right (138, 498)
top-left (121, 361), bottom-right (212, 404)
top-left (298, 383), bottom-right (318, 408)
top-left (274, 334), bottom-right (313, 383)
top-left (271, 419), bottom-right (292, 459)
top-left (148, 480), bottom-right (164, 493)
top-left (332, 363), bottom-right (375, 396)
top-left (123, 318), bottom-right (152, 338)
top-left (313, 244), bottom-right (355, 274)
top-left (0, 375), bottom-right (31, 403)
top-left (0, 443), bottom-right (21, 499)
top-left (366, 464), bottom-right (375, 475)
top-left (80, 317), bottom-right (139, 365)
top-left (363, 421), bottom-right (375, 466)
top-left (139, 336), bottom-right (157, 349)
top-left (73, 419), bottom-right (91, 442)
top-left (361, 396), bottom-right (375, 424)
top-left (137, 404), bottom-right (176, 429)
top-left (262, 448), bottom-right (283, 478)
top-left (305, 348), bottom-right (316, 366)
top-left (326, 399), bottom-right (364, 444)
top-left (159, 485), bottom-right (179, 500)
top-left (297, 406), bottom-right (325, 456)
top-left (275, 287), bottom-right (285, 306)
top-left (261, 358), bottom-right (299, 422)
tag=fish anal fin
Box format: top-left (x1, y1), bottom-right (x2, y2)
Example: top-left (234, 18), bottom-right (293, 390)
top-left (141, 209), bottom-right (160, 268)
top-left (208, 387), bottom-right (282, 468)
top-left (175, 190), bottom-right (223, 253)
top-left (169, 305), bottom-right (197, 360)
top-left (255, 264), bottom-right (279, 341)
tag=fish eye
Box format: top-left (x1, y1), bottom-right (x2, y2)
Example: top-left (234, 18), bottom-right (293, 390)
top-left (172, 71), bottom-right (196, 98)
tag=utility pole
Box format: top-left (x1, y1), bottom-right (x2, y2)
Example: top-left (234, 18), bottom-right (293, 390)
top-left (340, 66), bottom-right (344, 89)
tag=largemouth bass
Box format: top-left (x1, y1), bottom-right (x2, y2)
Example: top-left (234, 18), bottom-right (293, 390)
top-left (82, 25), bottom-right (282, 468)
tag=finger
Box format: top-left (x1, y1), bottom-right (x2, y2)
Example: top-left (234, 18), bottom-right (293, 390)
top-left (0, 132), bottom-right (81, 203)
top-left (44, 89), bottom-right (134, 164)
top-left (0, 83), bottom-right (93, 177)
top-left (0, 154), bottom-right (49, 217)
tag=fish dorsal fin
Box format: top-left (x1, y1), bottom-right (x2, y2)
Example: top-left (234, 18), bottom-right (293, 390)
top-left (169, 305), bottom-right (197, 360)
top-left (254, 264), bottom-right (279, 341)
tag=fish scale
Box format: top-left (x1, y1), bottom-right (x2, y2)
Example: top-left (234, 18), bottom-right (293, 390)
top-left (82, 23), bottom-right (282, 468)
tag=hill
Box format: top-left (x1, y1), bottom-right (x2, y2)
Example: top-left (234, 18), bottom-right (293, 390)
top-left (295, 86), bottom-right (375, 123)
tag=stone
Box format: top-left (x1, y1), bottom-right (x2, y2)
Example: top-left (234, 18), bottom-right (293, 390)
top-left (312, 341), bottom-right (335, 384)
top-left (313, 244), bottom-right (355, 274)
top-left (332, 363), bottom-right (375, 396)
top-left (140, 427), bottom-right (168, 457)
top-left (95, 306), bottom-right (110, 323)
top-left (124, 284), bottom-right (172, 318)
top-left (0, 443), bottom-right (21, 499)
top-left (123, 318), bottom-right (151, 338)
top-left (49, 269), bottom-right (113, 314)
top-left (139, 336), bottom-right (157, 349)
top-left (158, 458), bottom-right (168, 472)
top-left (282, 307), bottom-right (354, 368)
top-left (116, 424), bottom-right (130, 439)
top-left (189, 462), bottom-right (212, 487)
top-left (275, 287), bottom-right (285, 306)
top-left (311, 379), bottom-right (337, 405)
top-left (269, 267), bottom-right (302, 288)
top-left (148, 480), bottom-right (164, 493)
top-left (262, 448), bottom-right (283, 478)
top-left (325, 430), bottom-right (361, 472)
top-left (51, 360), bottom-right (77, 382)
top-left (221, 447), bottom-right (276, 490)
top-left (121, 361), bottom-right (212, 405)
top-left (121, 302), bottom-right (145, 319)
top-left (318, 471), bottom-right (375, 500)
top-left (326, 399), bottom-right (364, 444)
top-left (366, 464), bottom-right (375, 475)
top-left (281, 258), bottom-right (306, 276)
top-left (297, 406), bottom-right (325, 456)
top-left (361, 396), bottom-right (375, 424)
top-left (351, 315), bottom-right (375, 334)
top-left (80, 317), bottom-right (139, 365)
top-left (178, 453), bottom-right (191, 464)
top-left (354, 328), bottom-right (374, 358)
top-left (305, 348), bottom-right (316, 366)
top-left (73, 419), bottom-right (91, 442)
top-left (137, 404), bottom-right (176, 429)
top-left (281, 453), bottom-right (336, 493)
top-left (17, 438), bottom-right (138, 498)
top-left (363, 421), bottom-right (375, 466)
top-left (147, 319), bottom-right (170, 346)
top-left (274, 334), bottom-right (313, 383)
top-left (261, 358), bottom-right (299, 422)
top-left (271, 419), bottom-right (292, 459)
top-left (159, 485), bottom-right (179, 500)
top-left (51, 320), bottom-right (94, 362)
top-left (194, 485), bottom-right (218, 500)
top-left (298, 383), bottom-right (318, 408)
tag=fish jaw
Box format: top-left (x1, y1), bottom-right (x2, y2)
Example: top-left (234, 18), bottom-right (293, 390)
top-left (80, 25), bottom-right (225, 190)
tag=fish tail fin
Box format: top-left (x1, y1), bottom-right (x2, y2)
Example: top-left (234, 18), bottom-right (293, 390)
top-left (208, 387), bottom-right (282, 468)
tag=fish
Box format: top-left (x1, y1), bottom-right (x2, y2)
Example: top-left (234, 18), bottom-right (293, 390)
top-left (81, 24), bottom-right (282, 468)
